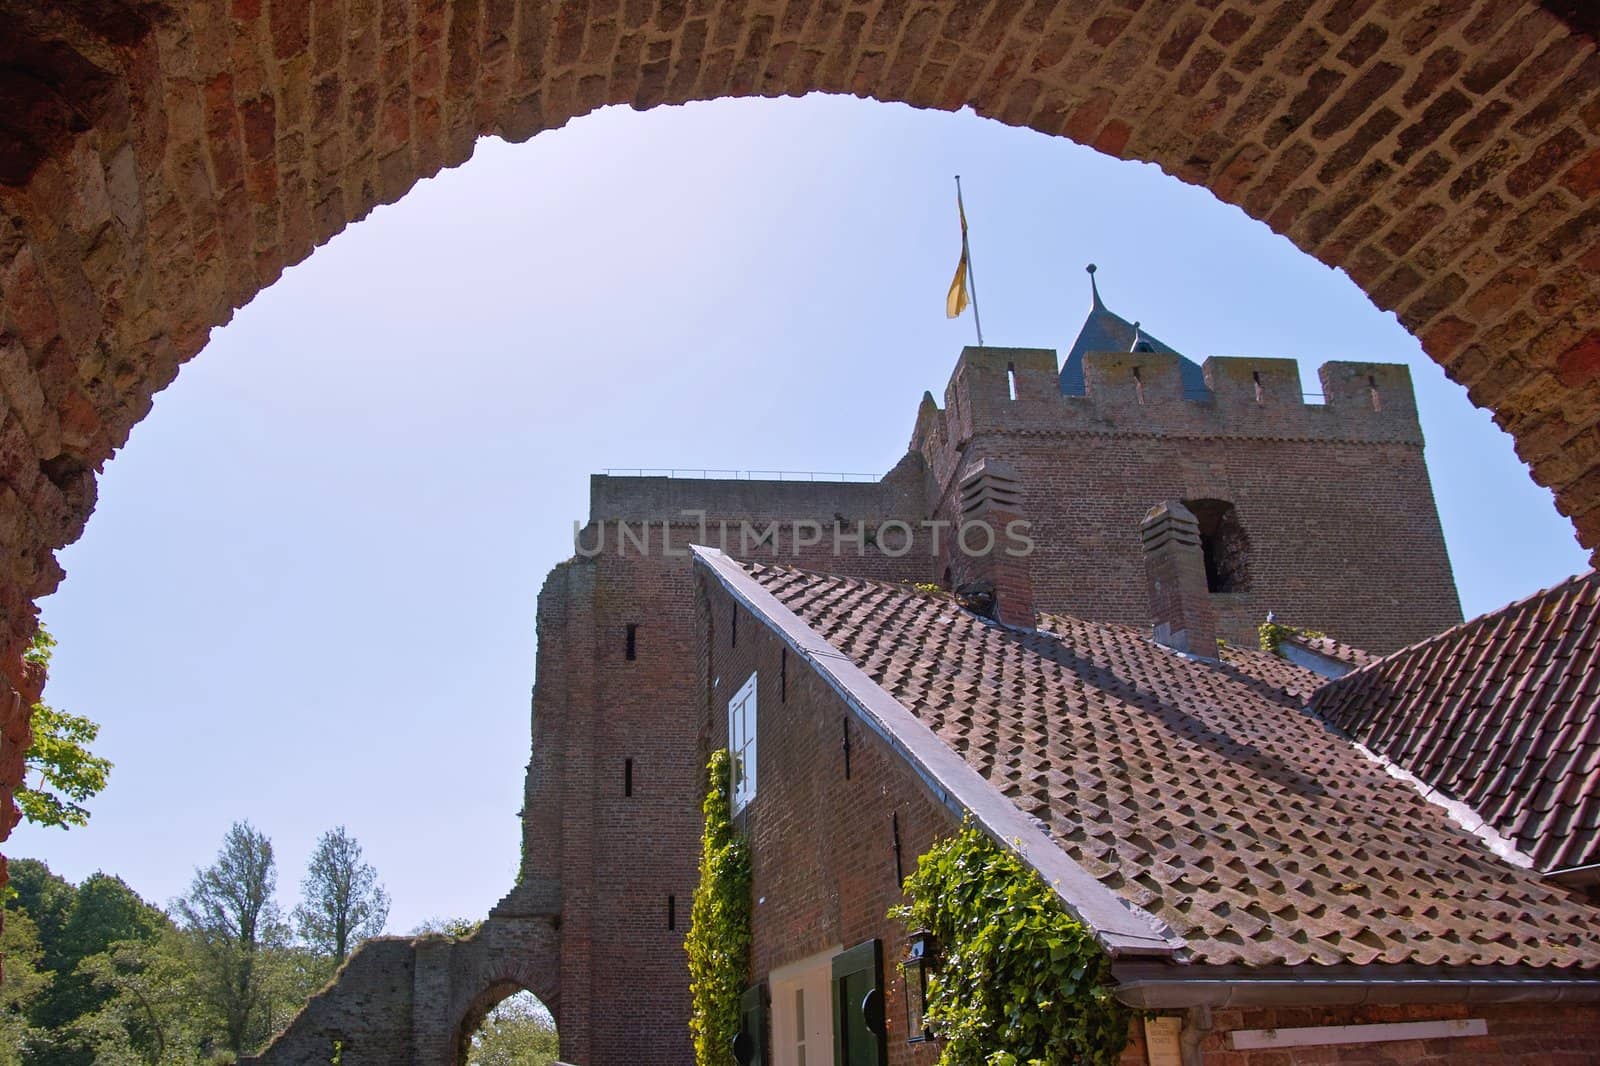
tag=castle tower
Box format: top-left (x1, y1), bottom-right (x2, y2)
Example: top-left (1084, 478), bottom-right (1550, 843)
top-left (911, 268), bottom-right (1462, 653)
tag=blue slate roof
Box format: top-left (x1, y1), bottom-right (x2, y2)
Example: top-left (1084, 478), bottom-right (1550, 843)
top-left (1060, 268), bottom-right (1211, 397)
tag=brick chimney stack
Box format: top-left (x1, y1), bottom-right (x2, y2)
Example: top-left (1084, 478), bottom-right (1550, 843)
top-left (954, 458), bottom-right (1035, 629)
top-left (1139, 500), bottom-right (1219, 656)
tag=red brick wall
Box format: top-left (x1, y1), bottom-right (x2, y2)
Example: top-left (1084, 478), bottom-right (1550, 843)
top-left (1121, 1002), bottom-right (1600, 1065)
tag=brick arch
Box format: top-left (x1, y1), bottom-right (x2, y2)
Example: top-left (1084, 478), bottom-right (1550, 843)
top-left (451, 978), bottom-right (555, 1066)
top-left (1, 0), bottom-right (1598, 838)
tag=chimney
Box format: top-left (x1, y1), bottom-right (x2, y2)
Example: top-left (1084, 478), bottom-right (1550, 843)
top-left (1139, 500), bottom-right (1219, 656)
top-left (953, 458), bottom-right (1035, 629)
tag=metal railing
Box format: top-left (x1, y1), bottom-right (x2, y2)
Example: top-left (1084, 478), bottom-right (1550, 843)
top-left (602, 468), bottom-right (879, 482)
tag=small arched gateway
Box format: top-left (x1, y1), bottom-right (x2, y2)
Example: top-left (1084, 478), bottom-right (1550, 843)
top-left (454, 982), bottom-right (558, 1066)
top-left (241, 915), bottom-right (561, 1066)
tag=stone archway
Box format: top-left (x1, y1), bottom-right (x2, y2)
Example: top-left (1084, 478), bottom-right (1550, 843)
top-left (241, 916), bottom-right (562, 1065)
top-left (452, 980), bottom-right (555, 1066)
top-left (1, 0), bottom-right (1598, 837)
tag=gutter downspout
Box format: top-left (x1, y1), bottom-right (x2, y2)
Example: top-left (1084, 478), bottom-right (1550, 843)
top-left (1179, 1007), bottom-right (1210, 1066)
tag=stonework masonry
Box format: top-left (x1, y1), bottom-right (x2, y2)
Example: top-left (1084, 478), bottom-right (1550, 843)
top-left (916, 345), bottom-right (1462, 651)
top-left (3, 0), bottom-right (1600, 878)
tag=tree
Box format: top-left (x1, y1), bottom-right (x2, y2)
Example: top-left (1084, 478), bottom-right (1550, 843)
top-left (292, 828), bottom-right (390, 963)
top-left (4, 863), bottom-right (169, 1066)
top-left (174, 822), bottom-right (288, 1055)
top-left (69, 929), bottom-right (207, 1066)
top-left (18, 628), bottom-right (111, 830)
top-left (31, 873), bottom-right (167, 1065)
top-left (6, 859), bottom-right (75, 971)
top-left (0, 905), bottom-right (50, 1065)
top-left (409, 917), bottom-right (481, 938)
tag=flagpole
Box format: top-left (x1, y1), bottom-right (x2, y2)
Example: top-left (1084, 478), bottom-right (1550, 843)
top-left (956, 174), bottom-right (985, 346)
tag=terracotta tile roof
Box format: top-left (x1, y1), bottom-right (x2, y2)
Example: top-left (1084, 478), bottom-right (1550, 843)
top-left (742, 562), bottom-right (1600, 971)
top-left (1311, 570), bottom-right (1600, 875)
top-left (1284, 633), bottom-right (1377, 669)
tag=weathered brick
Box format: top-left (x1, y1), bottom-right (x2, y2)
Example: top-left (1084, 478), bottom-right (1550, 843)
top-left (1393, 89), bottom-right (1471, 164)
top-left (1506, 126), bottom-right (1588, 199)
top-left (1309, 61), bottom-right (1401, 140)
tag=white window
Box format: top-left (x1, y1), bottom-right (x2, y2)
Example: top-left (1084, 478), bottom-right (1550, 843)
top-left (729, 672), bottom-right (758, 813)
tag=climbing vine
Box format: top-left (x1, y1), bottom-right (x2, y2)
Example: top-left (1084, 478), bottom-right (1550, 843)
top-left (1258, 619), bottom-right (1324, 655)
top-left (685, 749), bottom-right (752, 1066)
top-left (891, 825), bottom-right (1129, 1066)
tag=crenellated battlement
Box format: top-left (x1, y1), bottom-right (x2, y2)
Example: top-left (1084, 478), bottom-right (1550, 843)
top-left (912, 346), bottom-right (1423, 467)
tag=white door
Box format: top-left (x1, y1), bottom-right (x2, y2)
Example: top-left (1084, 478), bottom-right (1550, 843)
top-left (768, 948), bottom-right (837, 1066)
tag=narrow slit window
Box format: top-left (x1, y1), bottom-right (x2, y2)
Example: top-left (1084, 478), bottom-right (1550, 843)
top-left (731, 606), bottom-right (738, 647)
top-left (780, 647), bottom-right (788, 703)
top-left (625, 623), bottom-right (637, 661)
top-left (625, 757), bottom-right (634, 797)
top-left (667, 894), bottom-right (676, 930)
top-left (892, 811), bottom-right (903, 884)
top-left (1007, 362), bottom-right (1018, 401)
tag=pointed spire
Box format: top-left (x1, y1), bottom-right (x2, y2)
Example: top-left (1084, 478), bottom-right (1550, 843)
top-left (1087, 263), bottom-right (1103, 309)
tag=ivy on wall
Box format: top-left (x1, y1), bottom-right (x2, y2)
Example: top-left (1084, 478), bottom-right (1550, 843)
top-left (892, 825), bottom-right (1129, 1066)
top-left (686, 749), bottom-right (752, 1066)
top-left (1257, 619), bottom-right (1325, 655)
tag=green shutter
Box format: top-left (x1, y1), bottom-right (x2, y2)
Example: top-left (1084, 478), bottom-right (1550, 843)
top-left (737, 983), bottom-right (768, 1066)
top-left (831, 940), bottom-right (887, 1066)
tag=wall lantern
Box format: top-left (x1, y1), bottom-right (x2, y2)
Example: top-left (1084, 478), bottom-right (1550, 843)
top-left (901, 930), bottom-right (936, 1043)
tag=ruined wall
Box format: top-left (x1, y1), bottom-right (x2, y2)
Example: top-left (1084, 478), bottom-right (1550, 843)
top-left (255, 461), bottom-right (937, 1064)
top-left (242, 918), bottom-right (561, 1066)
top-left (914, 346), bottom-right (1462, 652)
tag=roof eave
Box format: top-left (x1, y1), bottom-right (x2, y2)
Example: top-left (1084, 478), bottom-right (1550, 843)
top-left (690, 545), bottom-right (1181, 960)
top-left (1111, 961), bottom-right (1600, 1008)
top-left (1548, 862), bottom-right (1600, 889)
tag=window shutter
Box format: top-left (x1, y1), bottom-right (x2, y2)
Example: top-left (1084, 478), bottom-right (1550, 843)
top-left (737, 983), bottom-right (768, 1066)
top-left (831, 940), bottom-right (887, 1066)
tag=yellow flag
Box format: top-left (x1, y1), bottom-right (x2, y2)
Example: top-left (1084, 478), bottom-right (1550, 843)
top-left (946, 198), bottom-right (970, 319)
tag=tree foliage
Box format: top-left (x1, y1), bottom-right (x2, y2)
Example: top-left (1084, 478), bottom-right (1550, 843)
top-left (684, 749), bottom-right (750, 1066)
top-left (174, 821), bottom-right (289, 1055)
top-left (891, 825), bottom-right (1129, 1066)
top-left (293, 827), bottom-right (390, 962)
top-left (7, 861), bottom-right (75, 972)
top-left (0, 906), bottom-right (50, 1065)
top-left (409, 917), bottom-right (482, 938)
top-left (68, 930), bottom-right (208, 1066)
top-left (5, 823), bottom-right (396, 1065)
top-left (17, 629), bottom-right (111, 831)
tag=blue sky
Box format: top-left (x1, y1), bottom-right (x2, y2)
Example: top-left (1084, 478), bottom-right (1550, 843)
top-left (12, 94), bottom-right (1588, 933)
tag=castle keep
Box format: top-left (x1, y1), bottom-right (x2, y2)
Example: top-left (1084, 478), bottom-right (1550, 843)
top-left (250, 281), bottom-right (1481, 1064)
